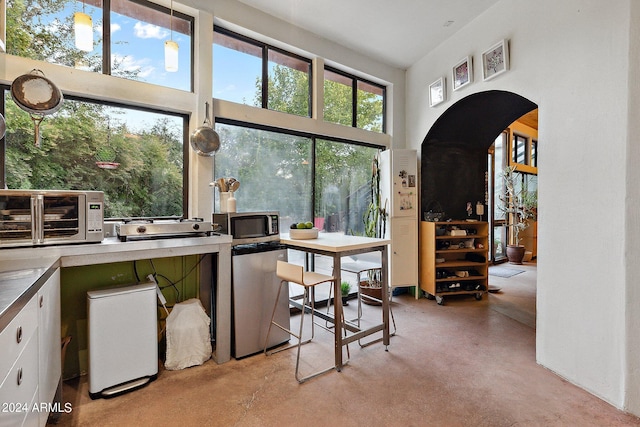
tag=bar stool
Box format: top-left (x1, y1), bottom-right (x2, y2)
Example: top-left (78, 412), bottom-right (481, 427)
top-left (264, 260), bottom-right (343, 383)
top-left (340, 259), bottom-right (397, 338)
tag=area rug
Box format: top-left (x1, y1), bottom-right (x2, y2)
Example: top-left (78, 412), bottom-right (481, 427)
top-left (489, 267), bottom-right (525, 278)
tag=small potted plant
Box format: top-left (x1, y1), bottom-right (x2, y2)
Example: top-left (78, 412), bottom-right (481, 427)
top-left (499, 166), bottom-right (537, 264)
top-left (341, 281), bottom-right (351, 305)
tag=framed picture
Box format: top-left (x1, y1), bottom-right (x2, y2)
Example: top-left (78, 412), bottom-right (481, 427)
top-left (452, 56), bottom-right (473, 91)
top-left (482, 39), bottom-right (509, 81)
top-left (429, 77), bottom-right (446, 107)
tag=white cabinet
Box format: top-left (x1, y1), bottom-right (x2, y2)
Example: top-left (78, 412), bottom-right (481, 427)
top-left (0, 296), bottom-right (39, 427)
top-left (0, 267), bottom-right (61, 427)
top-left (389, 217), bottom-right (418, 288)
top-left (379, 149), bottom-right (419, 291)
top-left (38, 268), bottom-right (61, 425)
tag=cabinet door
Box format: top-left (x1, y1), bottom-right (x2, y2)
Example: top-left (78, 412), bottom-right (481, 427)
top-left (0, 330), bottom-right (38, 427)
top-left (38, 268), bottom-right (61, 420)
top-left (390, 218), bottom-right (418, 288)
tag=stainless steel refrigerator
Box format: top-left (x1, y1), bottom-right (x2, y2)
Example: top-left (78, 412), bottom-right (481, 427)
top-left (231, 242), bottom-right (290, 358)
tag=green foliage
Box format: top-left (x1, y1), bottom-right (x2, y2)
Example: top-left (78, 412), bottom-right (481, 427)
top-left (341, 281), bottom-right (351, 296)
top-left (363, 154), bottom-right (387, 239)
top-left (499, 166), bottom-right (537, 245)
top-left (7, 0), bottom-right (103, 71)
top-left (4, 96), bottom-right (183, 218)
top-left (266, 66), bottom-right (310, 116)
top-left (324, 79), bottom-right (352, 126)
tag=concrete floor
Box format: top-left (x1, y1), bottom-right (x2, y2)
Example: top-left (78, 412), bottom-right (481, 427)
top-left (52, 262), bottom-right (640, 426)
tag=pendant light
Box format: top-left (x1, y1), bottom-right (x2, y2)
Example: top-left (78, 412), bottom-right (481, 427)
top-left (164, 0), bottom-right (179, 72)
top-left (74, 0), bottom-right (93, 52)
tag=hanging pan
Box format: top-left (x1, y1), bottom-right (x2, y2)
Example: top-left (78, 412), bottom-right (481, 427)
top-left (10, 69), bottom-right (64, 147)
top-left (0, 113), bottom-right (5, 140)
top-left (190, 101), bottom-right (221, 157)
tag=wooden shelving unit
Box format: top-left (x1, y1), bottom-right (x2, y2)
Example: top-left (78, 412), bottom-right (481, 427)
top-left (419, 221), bottom-right (489, 305)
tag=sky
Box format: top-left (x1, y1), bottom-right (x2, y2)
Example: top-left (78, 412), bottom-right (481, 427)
top-left (35, 1), bottom-right (262, 129)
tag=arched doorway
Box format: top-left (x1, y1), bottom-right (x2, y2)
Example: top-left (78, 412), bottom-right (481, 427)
top-left (420, 90), bottom-right (537, 258)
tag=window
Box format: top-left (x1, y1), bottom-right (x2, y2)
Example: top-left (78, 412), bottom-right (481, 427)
top-left (324, 66), bottom-right (385, 133)
top-left (2, 87), bottom-right (187, 218)
top-left (531, 139), bottom-right (538, 167)
top-left (512, 133), bottom-right (527, 164)
top-left (213, 122), bottom-right (313, 219)
top-left (315, 139), bottom-right (379, 234)
top-left (213, 27), bottom-right (312, 117)
top-left (212, 29), bottom-right (262, 105)
top-left (214, 121), bottom-right (380, 233)
top-left (323, 68), bottom-right (352, 127)
top-left (6, 0), bottom-right (193, 91)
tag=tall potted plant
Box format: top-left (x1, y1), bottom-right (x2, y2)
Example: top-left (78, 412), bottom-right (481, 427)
top-left (500, 166), bottom-right (537, 264)
top-left (360, 154), bottom-right (389, 303)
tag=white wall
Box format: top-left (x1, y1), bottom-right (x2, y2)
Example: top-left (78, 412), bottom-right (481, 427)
top-left (406, 0), bottom-right (638, 414)
top-left (624, 0), bottom-right (640, 415)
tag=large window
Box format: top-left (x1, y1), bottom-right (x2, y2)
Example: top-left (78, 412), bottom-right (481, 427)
top-left (6, 0), bottom-right (193, 91)
top-left (1, 88), bottom-right (187, 218)
top-left (324, 66), bottom-right (385, 133)
top-left (214, 121), bottom-right (380, 233)
top-left (213, 27), bottom-right (312, 117)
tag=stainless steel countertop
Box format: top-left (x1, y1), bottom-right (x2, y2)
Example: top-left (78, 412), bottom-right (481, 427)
top-left (0, 265), bottom-right (57, 331)
top-left (0, 234), bottom-right (233, 332)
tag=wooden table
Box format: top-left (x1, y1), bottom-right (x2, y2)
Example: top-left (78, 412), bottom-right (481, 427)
top-left (280, 232), bottom-right (391, 370)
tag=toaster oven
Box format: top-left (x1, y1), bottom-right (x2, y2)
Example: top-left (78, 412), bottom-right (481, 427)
top-left (0, 189), bottom-right (104, 247)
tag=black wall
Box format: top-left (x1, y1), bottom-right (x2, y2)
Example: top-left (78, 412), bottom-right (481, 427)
top-left (421, 90), bottom-right (537, 221)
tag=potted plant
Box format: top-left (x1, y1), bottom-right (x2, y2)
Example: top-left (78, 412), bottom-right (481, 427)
top-left (341, 281), bottom-right (351, 305)
top-left (360, 154), bottom-right (388, 303)
top-left (499, 166), bottom-right (537, 264)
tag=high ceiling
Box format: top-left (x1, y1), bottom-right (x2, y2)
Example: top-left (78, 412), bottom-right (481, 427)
top-left (235, 0), bottom-right (501, 69)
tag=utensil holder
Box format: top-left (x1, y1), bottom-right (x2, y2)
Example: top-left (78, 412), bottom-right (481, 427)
top-left (220, 192), bottom-right (230, 213)
top-left (227, 192), bottom-right (236, 213)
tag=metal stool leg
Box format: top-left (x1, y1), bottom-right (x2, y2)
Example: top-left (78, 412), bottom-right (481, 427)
top-left (264, 278), bottom-right (337, 383)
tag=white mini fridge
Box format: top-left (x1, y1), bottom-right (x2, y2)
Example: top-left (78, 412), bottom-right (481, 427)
top-left (87, 281), bottom-right (158, 398)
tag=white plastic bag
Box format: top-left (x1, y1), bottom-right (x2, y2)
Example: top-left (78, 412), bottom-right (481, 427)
top-left (164, 298), bottom-right (212, 370)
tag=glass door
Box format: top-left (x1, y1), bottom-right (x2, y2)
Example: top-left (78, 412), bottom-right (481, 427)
top-left (0, 191), bottom-right (34, 245)
top-left (42, 194), bottom-right (82, 240)
top-left (489, 132), bottom-right (508, 263)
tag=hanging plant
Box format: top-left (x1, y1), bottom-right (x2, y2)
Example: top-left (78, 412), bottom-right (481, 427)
top-left (361, 153), bottom-right (389, 290)
top-left (95, 145), bottom-right (119, 170)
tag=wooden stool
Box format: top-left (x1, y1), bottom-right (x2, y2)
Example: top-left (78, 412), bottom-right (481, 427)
top-left (264, 260), bottom-right (341, 383)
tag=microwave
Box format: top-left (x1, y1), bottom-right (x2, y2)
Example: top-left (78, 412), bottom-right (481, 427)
top-left (0, 189), bottom-right (104, 247)
top-left (213, 211), bottom-right (279, 244)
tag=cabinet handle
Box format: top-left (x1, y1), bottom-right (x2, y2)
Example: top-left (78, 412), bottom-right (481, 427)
top-left (16, 326), bottom-right (22, 344)
top-left (17, 368), bottom-right (23, 386)
top-left (40, 295), bottom-right (44, 308)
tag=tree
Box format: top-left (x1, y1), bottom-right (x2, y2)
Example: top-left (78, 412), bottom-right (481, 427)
top-left (3, 1), bottom-right (182, 217)
top-left (217, 64), bottom-right (381, 228)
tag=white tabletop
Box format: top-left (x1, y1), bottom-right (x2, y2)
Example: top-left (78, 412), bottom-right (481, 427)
top-left (280, 232), bottom-right (390, 253)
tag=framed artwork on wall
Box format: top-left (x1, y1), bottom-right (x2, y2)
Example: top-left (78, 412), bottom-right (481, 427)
top-left (482, 39), bottom-right (509, 81)
top-left (452, 56), bottom-right (473, 91)
top-left (429, 77), bottom-right (446, 107)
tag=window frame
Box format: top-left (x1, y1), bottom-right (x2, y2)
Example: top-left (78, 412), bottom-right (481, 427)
top-left (213, 26), bottom-right (313, 117)
top-left (0, 86), bottom-right (190, 219)
top-left (108, 0), bottom-right (195, 91)
top-left (324, 65), bottom-right (387, 133)
top-left (6, 0), bottom-right (195, 91)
